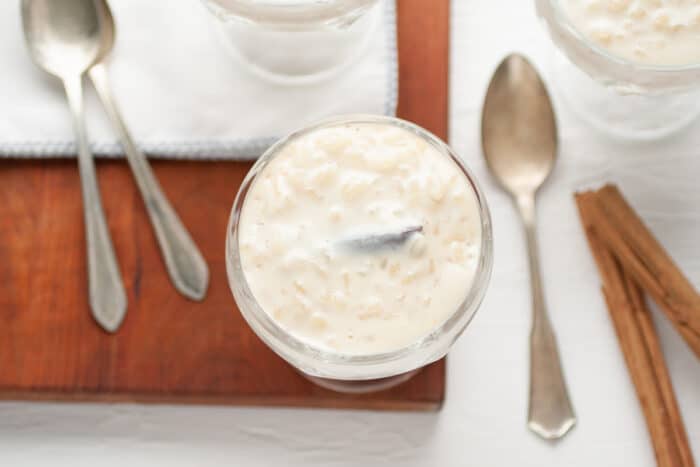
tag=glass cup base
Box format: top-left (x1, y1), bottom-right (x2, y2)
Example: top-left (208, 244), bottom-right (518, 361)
top-left (549, 46), bottom-right (700, 140)
top-left (303, 369), bottom-right (420, 394)
top-left (207, 2), bottom-right (380, 85)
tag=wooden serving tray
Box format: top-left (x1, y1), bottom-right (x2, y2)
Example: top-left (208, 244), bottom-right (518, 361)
top-left (0, 0), bottom-right (449, 410)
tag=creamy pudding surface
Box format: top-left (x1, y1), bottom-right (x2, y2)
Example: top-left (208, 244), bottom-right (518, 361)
top-left (238, 122), bottom-right (482, 355)
top-left (558, 0), bottom-right (700, 66)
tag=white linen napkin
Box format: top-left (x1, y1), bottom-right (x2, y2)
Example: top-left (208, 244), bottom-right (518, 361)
top-left (0, 0), bottom-right (397, 160)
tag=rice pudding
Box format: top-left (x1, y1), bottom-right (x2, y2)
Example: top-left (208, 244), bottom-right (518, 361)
top-left (237, 121), bottom-right (483, 355)
top-left (558, 0), bottom-right (700, 66)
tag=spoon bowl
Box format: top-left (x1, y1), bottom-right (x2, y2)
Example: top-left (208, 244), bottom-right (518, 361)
top-left (94, 0), bottom-right (116, 60)
top-left (482, 54), bottom-right (557, 197)
top-left (21, 0), bottom-right (102, 78)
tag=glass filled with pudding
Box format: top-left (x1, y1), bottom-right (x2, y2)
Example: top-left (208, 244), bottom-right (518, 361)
top-left (226, 115), bottom-right (492, 392)
top-left (537, 0), bottom-right (700, 138)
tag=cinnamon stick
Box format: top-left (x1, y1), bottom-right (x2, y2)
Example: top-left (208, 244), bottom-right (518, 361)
top-left (576, 191), bottom-right (695, 467)
top-left (625, 273), bottom-right (695, 467)
top-left (578, 185), bottom-right (700, 359)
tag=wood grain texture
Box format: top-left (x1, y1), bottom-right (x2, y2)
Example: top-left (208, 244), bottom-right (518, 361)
top-left (0, 0), bottom-right (450, 410)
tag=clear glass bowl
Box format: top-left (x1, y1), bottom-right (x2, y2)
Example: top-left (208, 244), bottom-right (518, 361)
top-left (225, 114), bottom-right (493, 391)
top-left (536, 0), bottom-right (700, 139)
top-left (201, 0), bottom-right (381, 84)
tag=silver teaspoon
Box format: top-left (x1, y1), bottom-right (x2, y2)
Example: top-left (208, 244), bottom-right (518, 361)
top-left (481, 54), bottom-right (576, 440)
top-left (88, 0), bottom-right (209, 300)
top-left (338, 226), bottom-right (422, 252)
top-left (21, 0), bottom-right (127, 332)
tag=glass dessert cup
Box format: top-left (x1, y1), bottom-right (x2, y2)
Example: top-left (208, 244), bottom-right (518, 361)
top-left (225, 114), bottom-right (493, 393)
top-left (536, 0), bottom-right (700, 140)
top-left (201, 0), bottom-right (380, 84)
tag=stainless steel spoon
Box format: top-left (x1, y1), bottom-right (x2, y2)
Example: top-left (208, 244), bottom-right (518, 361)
top-left (481, 54), bottom-right (576, 440)
top-left (21, 0), bottom-right (127, 332)
top-left (89, 0), bottom-right (209, 301)
top-left (338, 226), bottom-right (422, 252)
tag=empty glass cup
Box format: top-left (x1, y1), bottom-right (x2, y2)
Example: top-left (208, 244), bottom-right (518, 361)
top-left (201, 0), bottom-right (381, 84)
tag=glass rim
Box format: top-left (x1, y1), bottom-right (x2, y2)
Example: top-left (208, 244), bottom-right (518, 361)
top-left (203, 0), bottom-right (379, 24)
top-left (544, 0), bottom-right (700, 73)
top-left (226, 114), bottom-right (494, 380)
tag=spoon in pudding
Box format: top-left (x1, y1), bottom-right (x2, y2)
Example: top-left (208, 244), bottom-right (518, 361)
top-left (481, 54), bottom-right (576, 440)
top-left (338, 225), bottom-right (423, 253)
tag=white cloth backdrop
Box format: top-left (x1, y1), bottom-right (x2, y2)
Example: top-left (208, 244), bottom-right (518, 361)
top-left (1, 1), bottom-right (699, 465)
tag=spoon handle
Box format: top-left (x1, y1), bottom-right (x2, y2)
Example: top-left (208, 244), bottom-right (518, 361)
top-left (88, 64), bottom-right (209, 301)
top-left (516, 194), bottom-right (576, 440)
top-left (63, 75), bottom-right (127, 332)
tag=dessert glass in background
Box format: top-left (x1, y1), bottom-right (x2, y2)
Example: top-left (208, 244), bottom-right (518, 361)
top-left (226, 115), bottom-right (493, 393)
top-left (201, 0), bottom-right (380, 84)
top-left (536, 0), bottom-right (700, 139)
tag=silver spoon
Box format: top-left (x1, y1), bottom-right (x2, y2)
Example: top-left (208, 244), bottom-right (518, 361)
top-left (481, 54), bottom-right (576, 440)
top-left (22, 0), bottom-right (127, 332)
top-left (88, 0), bottom-right (209, 301)
top-left (338, 226), bottom-right (422, 252)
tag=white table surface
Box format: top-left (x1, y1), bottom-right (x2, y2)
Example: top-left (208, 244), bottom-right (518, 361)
top-left (2, 1), bottom-right (700, 465)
